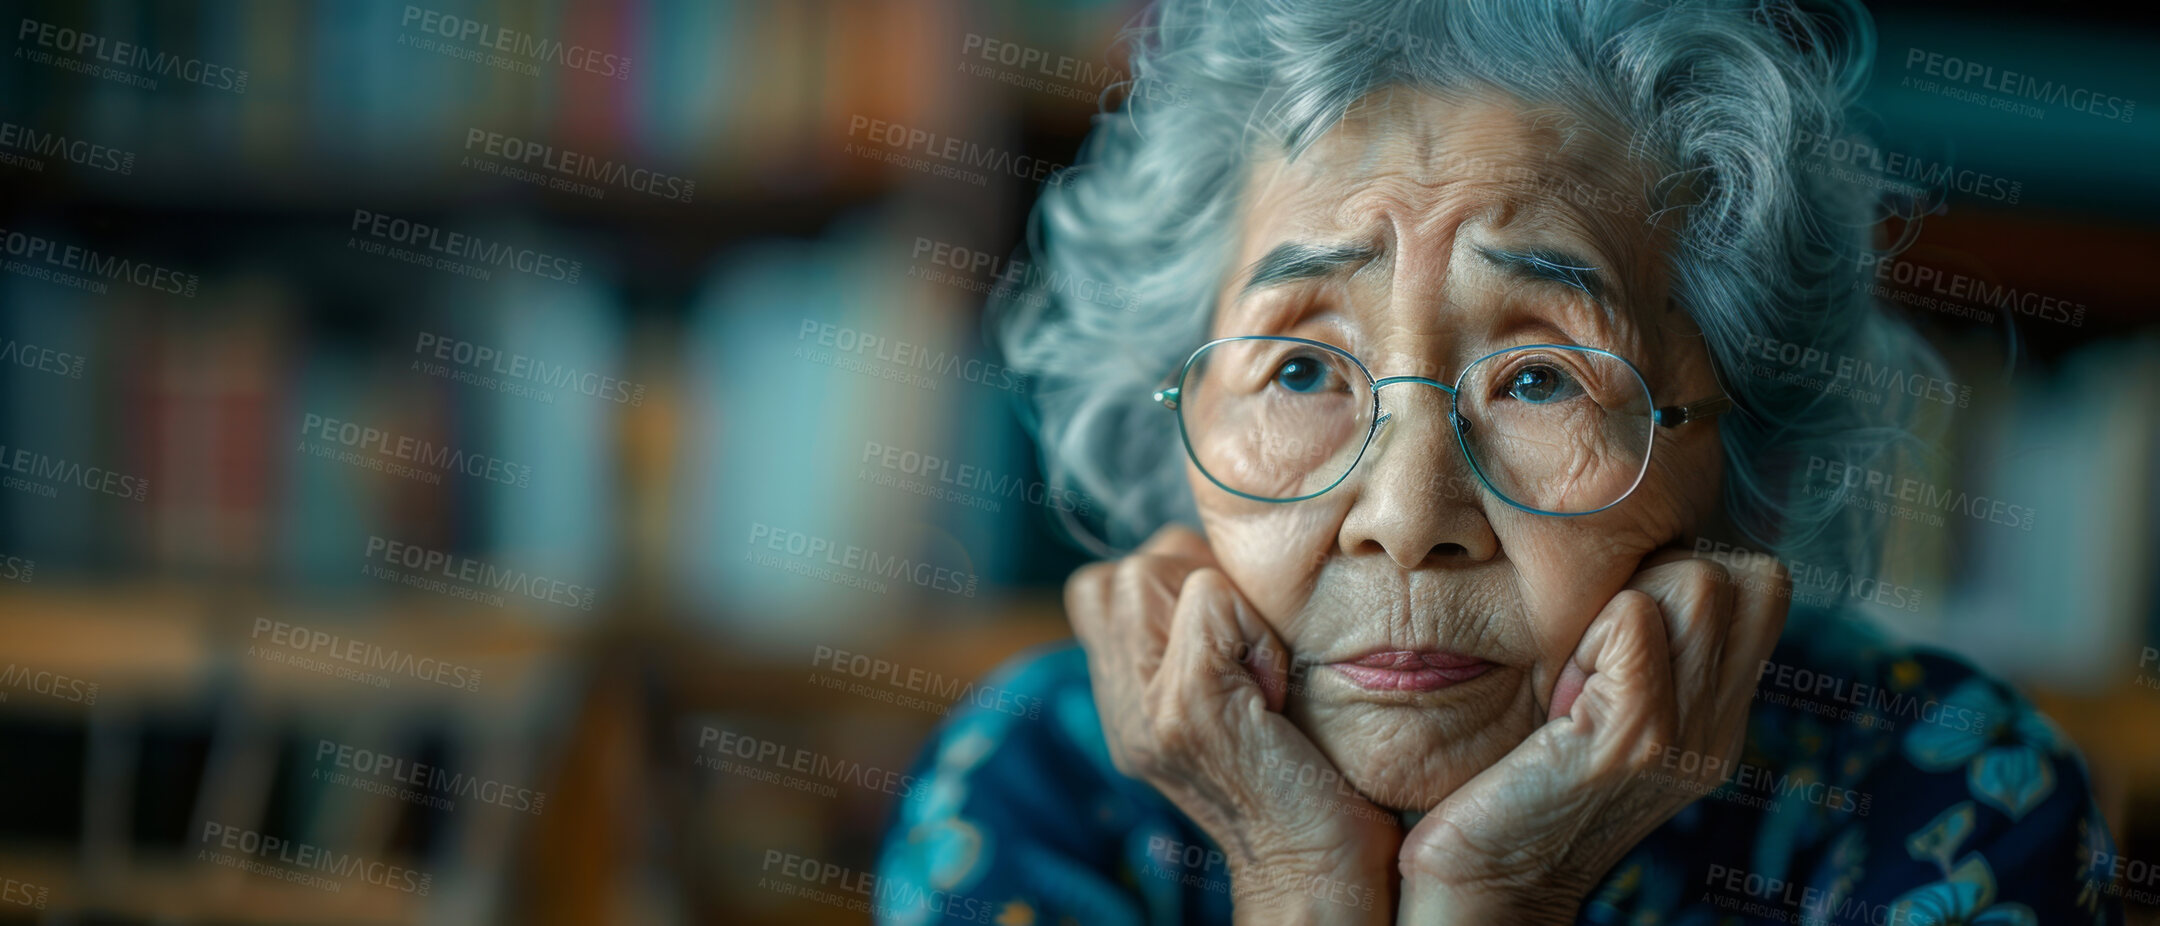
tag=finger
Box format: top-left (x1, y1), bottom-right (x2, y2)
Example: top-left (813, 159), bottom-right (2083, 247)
top-left (1422, 590), bottom-right (1677, 881)
top-left (1623, 555), bottom-right (1736, 736)
top-left (1718, 554), bottom-right (1790, 693)
top-left (1635, 545), bottom-right (1701, 572)
top-left (1064, 561), bottom-right (1113, 644)
top-left (1138, 522), bottom-right (1218, 567)
top-left (1065, 561), bottom-right (1125, 687)
top-left (1549, 656), bottom-right (1591, 723)
top-left (1111, 556), bottom-right (1200, 683)
top-left (1065, 562), bottom-right (1145, 735)
top-left (1156, 568), bottom-right (1290, 715)
top-left (1713, 554), bottom-right (1791, 747)
top-left (1555, 589), bottom-right (1676, 757)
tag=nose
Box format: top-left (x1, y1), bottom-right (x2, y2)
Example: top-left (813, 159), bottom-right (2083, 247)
top-left (1336, 378), bottom-right (1500, 569)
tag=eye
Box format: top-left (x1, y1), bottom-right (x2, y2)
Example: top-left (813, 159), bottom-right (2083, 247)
top-left (1505, 364), bottom-right (1585, 404)
top-left (1271, 354), bottom-right (1342, 394)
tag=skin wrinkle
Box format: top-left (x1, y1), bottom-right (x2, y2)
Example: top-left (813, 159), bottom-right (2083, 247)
top-left (1192, 86), bottom-right (1726, 812)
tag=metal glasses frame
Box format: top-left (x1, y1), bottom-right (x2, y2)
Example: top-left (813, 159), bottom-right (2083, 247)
top-left (1152, 335), bottom-right (1733, 515)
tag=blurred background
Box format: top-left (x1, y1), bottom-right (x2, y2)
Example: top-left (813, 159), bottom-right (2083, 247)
top-left (0, 0), bottom-right (2154, 922)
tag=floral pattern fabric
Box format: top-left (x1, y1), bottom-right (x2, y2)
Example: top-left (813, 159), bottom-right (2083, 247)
top-left (875, 608), bottom-right (2124, 926)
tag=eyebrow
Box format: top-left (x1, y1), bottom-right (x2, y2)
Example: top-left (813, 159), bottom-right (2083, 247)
top-left (1239, 241), bottom-right (1381, 296)
top-left (1476, 246), bottom-right (1607, 301)
top-left (1242, 240), bottom-right (1609, 302)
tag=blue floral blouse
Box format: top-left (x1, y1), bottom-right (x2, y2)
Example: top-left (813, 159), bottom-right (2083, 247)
top-left (875, 607), bottom-right (2125, 925)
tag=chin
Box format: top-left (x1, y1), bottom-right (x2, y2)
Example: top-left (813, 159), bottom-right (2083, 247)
top-left (1286, 672), bottom-right (1545, 812)
top-left (1341, 755), bottom-right (1463, 813)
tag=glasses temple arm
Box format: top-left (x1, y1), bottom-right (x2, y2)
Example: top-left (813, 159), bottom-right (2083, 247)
top-left (1653, 395), bottom-right (1732, 429)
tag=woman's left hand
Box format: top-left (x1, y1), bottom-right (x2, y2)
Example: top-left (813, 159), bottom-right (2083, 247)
top-left (1394, 547), bottom-right (1791, 924)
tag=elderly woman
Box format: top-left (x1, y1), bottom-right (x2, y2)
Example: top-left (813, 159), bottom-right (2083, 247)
top-left (877, 1), bottom-right (2120, 923)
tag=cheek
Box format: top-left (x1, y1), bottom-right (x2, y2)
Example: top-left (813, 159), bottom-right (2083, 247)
top-left (1193, 468), bottom-right (1342, 623)
top-left (1505, 433), bottom-right (1721, 682)
top-left (1514, 536), bottom-right (1633, 650)
top-left (1639, 427), bottom-right (1724, 532)
top-left (1496, 514), bottom-right (1666, 697)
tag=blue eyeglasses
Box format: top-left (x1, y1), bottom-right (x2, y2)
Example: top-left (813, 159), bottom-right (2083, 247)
top-left (1153, 336), bottom-right (1732, 515)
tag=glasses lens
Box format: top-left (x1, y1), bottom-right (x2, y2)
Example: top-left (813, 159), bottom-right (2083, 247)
top-left (1454, 346), bottom-right (1654, 514)
top-left (1178, 339), bottom-right (1374, 501)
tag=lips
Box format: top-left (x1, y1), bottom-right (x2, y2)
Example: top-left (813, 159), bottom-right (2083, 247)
top-left (1328, 650), bottom-right (1494, 692)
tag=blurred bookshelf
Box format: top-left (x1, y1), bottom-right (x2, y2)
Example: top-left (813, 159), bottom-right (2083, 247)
top-left (0, 0), bottom-right (2155, 923)
top-left (0, 0), bottom-right (1127, 922)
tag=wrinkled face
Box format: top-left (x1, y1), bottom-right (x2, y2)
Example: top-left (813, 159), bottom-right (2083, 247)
top-left (1192, 86), bottom-right (1727, 811)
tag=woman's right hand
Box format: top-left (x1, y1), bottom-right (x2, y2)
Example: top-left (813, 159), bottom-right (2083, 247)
top-left (1067, 524), bottom-right (1400, 924)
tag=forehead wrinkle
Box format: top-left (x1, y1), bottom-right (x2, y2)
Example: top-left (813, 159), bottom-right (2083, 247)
top-left (1281, 182), bottom-right (1655, 374)
top-left (1235, 88), bottom-right (1674, 366)
top-left (1228, 273), bottom-right (1361, 340)
top-left (1239, 240), bottom-right (1381, 295)
top-left (1545, 286), bottom-right (1641, 362)
top-left (1480, 198), bottom-right (1647, 320)
top-left (1457, 102), bottom-right (1662, 314)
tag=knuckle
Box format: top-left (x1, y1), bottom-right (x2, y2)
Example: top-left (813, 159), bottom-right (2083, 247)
top-left (1064, 562), bottom-right (1113, 615)
top-left (1766, 562), bottom-right (1795, 597)
top-left (1177, 566), bottom-right (1230, 605)
top-left (1140, 522), bottom-right (1205, 558)
top-left (1692, 557), bottom-right (1731, 586)
top-left (1118, 559), bottom-right (1184, 614)
top-left (1149, 703), bottom-right (1203, 759)
top-left (1676, 563), bottom-right (1726, 610)
top-left (1614, 588), bottom-right (1662, 624)
top-left (1106, 738), bottom-right (1151, 779)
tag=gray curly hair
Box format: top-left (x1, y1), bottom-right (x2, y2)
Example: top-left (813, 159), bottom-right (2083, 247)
top-left (992, 0), bottom-right (1949, 584)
